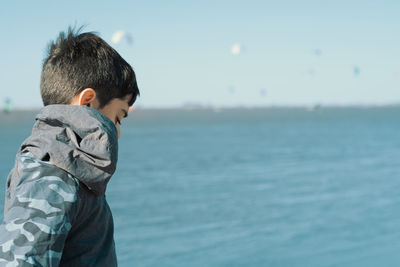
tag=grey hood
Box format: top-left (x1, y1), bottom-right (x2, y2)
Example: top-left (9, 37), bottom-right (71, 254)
top-left (19, 105), bottom-right (118, 195)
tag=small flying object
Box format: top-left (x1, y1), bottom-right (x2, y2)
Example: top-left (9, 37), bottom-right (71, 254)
top-left (111, 30), bottom-right (133, 45)
top-left (231, 43), bottom-right (241, 55)
top-left (354, 66), bottom-right (360, 77)
top-left (307, 68), bottom-right (316, 75)
top-left (228, 86), bottom-right (235, 94)
top-left (313, 49), bottom-right (322, 56)
top-left (260, 88), bottom-right (267, 97)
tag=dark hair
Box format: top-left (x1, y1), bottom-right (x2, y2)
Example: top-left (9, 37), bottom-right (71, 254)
top-left (40, 27), bottom-right (139, 108)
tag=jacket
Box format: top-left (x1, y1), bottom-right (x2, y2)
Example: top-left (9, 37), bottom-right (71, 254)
top-left (0, 105), bottom-right (119, 266)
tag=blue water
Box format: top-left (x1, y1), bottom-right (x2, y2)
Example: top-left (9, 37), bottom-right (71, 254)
top-left (1, 107), bottom-right (400, 266)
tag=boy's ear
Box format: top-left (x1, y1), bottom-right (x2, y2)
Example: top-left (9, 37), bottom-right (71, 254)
top-left (71, 88), bottom-right (97, 107)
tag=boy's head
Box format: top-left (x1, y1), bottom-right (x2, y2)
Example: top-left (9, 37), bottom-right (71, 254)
top-left (40, 27), bottom-right (139, 138)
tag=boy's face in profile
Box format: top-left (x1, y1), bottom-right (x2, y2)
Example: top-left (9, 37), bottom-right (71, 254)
top-left (97, 94), bottom-right (132, 139)
top-left (71, 89), bottom-right (133, 139)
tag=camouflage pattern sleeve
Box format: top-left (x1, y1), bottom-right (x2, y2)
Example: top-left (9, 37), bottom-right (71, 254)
top-left (0, 156), bottom-right (80, 266)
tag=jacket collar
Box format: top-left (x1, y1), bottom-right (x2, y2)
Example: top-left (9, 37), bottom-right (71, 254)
top-left (19, 105), bottom-right (118, 195)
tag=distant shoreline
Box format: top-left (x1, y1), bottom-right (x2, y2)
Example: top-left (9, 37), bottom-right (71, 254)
top-left (4, 103), bottom-right (400, 113)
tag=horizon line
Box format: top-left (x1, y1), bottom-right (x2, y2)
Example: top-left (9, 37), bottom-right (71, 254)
top-left (4, 102), bottom-right (400, 112)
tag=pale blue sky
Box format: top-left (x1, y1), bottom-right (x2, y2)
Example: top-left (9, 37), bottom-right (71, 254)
top-left (0, 0), bottom-right (399, 108)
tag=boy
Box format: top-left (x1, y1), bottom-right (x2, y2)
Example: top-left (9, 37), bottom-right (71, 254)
top-left (0, 27), bottom-right (139, 266)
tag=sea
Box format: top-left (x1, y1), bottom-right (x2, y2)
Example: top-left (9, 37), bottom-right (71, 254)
top-left (1, 106), bottom-right (400, 267)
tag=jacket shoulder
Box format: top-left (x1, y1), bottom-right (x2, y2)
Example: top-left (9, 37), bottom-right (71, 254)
top-left (4, 154), bottom-right (80, 214)
top-left (0, 155), bottom-right (83, 266)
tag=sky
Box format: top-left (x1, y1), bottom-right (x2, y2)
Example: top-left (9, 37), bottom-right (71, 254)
top-left (0, 0), bottom-right (399, 108)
